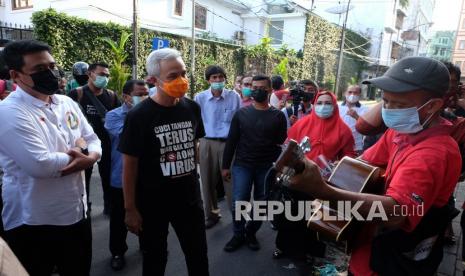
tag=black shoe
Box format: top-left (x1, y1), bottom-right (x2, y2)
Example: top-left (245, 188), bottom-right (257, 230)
top-left (273, 248), bottom-right (285, 259)
top-left (110, 255), bottom-right (126, 271)
top-left (224, 235), bottom-right (245, 252)
top-left (246, 233), bottom-right (260, 251)
top-left (205, 216), bottom-right (220, 229)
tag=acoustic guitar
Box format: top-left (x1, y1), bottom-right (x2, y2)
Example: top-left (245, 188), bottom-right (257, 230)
top-left (272, 138), bottom-right (385, 244)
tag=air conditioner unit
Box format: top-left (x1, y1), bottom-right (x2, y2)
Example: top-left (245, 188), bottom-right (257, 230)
top-left (234, 31), bottom-right (245, 41)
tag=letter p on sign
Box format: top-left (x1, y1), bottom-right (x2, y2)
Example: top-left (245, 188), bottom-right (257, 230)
top-left (152, 38), bottom-right (170, 50)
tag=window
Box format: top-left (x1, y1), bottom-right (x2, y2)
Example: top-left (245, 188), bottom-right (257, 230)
top-left (195, 4), bottom-right (207, 30)
top-left (459, 40), bottom-right (465, 50)
top-left (269, 20), bottom-right (284, 45)
top-left (12, 0), bottom-right (32, 10)
top-left (440, 48), bottom-right (446, 56)
top-left (439, 37), bottom-right (448, 44)
top-left (174, 0), bottom-right (183, 16)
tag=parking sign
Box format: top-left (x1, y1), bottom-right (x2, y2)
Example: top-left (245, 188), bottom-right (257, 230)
top-left (152, 38), bottom-right (170, 50)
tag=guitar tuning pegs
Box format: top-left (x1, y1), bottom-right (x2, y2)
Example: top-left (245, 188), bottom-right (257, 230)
top-left (299, 136), bottom-right (311, 154)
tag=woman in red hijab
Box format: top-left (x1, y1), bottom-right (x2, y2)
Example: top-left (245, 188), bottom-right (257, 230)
top-left (273, 91), bottom-right (356, 261)
top-left (287, 90), bottom-right (356, 161)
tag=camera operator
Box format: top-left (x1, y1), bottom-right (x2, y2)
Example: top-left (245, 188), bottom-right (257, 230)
top-left (281, 79), bottom-right (318, 128)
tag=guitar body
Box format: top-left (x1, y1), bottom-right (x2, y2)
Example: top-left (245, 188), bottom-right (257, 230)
top-left (307, 157), bottom-right (384, 243)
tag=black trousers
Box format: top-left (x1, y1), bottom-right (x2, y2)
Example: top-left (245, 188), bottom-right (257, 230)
top-left (4, 219), bottom-right (92, 276)
top-left (85, 141), bottom-right (111, 210)
top-left (109, 187), bottom-right (128, 256)
top-left (140, 200), bottom-right (209, 276)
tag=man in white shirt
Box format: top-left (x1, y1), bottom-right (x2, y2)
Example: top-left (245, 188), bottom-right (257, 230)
top-left (194, 65), bottom-right (241, 229)
top-left (0, 40), bottom-right (101, 275)
top-left (338, 85), bottom-right (369, 155)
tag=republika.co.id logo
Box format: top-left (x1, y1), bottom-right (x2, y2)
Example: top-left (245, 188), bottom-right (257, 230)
top-left (234, 200), bottom-right (424, 222)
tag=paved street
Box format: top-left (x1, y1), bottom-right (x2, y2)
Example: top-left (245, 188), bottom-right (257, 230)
top-left (87, 168), bottom-right (465, 276)
top-left (88, 168), bottom-right (313, 276)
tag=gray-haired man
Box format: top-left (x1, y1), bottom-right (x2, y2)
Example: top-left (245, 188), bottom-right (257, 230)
top-left (119, 48), bottom-right (209, 275)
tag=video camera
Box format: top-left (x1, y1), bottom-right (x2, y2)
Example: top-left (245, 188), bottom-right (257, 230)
top-left (289, 81), bottom-right (306, 116)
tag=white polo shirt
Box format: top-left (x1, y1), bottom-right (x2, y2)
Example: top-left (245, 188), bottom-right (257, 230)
top-left (0, 87), bottom-right (102, 230)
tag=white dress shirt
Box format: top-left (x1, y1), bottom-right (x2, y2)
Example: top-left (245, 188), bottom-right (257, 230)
top-left (338, 103), bottom-right (369, 151)
top-left (0, 87), bottom-right (101, 230)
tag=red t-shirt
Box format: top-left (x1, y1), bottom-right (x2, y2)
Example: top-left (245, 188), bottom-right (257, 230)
top-left (350, 118), bottom-right (462, 276)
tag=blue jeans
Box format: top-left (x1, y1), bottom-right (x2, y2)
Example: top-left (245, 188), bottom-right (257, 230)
top-left (231, 164), bottom-right (271, 236)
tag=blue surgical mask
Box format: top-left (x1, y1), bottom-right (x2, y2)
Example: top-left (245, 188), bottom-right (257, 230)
top-left (381, 100), bottom-right (434, 134)
top-left (131, 96), bottom-right (146, 106)
top-left (242, 87), bottom-right (252, 97)
top-left (211, 81), bottom-right (225, 91)
top-left (315, 104), bottom-right (334, 119)
top-left (93, 75), bottom-right (109, 89)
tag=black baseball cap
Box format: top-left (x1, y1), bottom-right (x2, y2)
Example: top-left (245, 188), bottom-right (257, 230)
top-left (362, 56), bottom-right (450, 96)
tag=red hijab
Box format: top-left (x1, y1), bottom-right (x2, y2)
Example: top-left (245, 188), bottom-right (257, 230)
top-left (287, 91), bottom-right (356, 162)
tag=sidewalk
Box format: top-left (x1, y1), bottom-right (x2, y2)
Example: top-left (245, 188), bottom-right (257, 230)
top-left (438, 181), bottom-right (465, 276)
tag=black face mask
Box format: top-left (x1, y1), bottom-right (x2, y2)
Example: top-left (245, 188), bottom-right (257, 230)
top-left (28, 69), bottom-right (60, 95)
top-left (302, 92), bottom-right (315, 102)
top-left (252, 89), bottom-right (268, 103)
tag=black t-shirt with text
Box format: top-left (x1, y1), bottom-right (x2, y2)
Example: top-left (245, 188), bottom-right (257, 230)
top-left (118, 97), bottom-right (205, 206)
top-left (69, 85), bottom-right (121, 143)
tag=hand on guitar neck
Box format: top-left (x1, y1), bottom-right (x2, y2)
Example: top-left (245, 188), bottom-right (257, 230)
top-left (273, 139), bottom-right (332, 198)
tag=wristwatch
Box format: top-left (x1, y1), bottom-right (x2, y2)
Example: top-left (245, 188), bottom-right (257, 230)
top-left (79, 146), bottom-right (89, 155)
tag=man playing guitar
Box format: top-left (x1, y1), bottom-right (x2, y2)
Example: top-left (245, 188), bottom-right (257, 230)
top-left (288, 57), bottom-right (461, 276)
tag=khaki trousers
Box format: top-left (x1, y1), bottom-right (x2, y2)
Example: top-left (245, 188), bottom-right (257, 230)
top-left (199, 138), bottom-right (232, 220)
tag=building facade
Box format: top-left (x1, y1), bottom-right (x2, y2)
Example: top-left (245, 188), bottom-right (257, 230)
top-left (452, 0), bottom-right (465, 79)
top-left (0, 0), bottom-right (312, 51)
top-left (427, 30), bottom-right (455, 61)
top-left (311, 0), bottom-right (435, 68)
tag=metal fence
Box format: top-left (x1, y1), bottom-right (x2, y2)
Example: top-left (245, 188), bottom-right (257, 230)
top-left (0, 22), bottom-right (34, 45)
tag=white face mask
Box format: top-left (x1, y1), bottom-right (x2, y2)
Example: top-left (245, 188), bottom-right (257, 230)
top-left (129, 95), bottom-right (147, 107)
top-left (347, 94), bottom-right (360, 103)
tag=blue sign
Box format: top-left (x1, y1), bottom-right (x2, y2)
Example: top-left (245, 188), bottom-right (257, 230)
top-left (152, 38), bottom-right (170, 50)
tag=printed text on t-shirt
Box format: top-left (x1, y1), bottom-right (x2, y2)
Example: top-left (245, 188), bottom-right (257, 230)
top-left (154, 121), bottom-right (196, 177)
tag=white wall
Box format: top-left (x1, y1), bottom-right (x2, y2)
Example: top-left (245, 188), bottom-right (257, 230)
top-left (1, 0), bottom-right (34, 26)
top-left (242, 14), bottom-right (306, 51)
top-left (275, 14), bottom-right (306, 50)
top-left (243, 16), bottom-right (263, 46)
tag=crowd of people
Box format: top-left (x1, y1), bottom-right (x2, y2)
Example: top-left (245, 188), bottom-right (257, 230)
top-left (0, 38), bottom-right (464, 276)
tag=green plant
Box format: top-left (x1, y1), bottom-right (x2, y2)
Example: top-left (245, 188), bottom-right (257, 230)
top-left (32, 9), bottom-right (244, 93)
top-left (31, 9), bottom-right (369, 97)
top-left (273, 57), bottom-right (289, 83)
top-left (348, 77), bottom-right (357, 86)
top-left (399, 0), bottom-right (409, 9)
top-left (101, 31), bottom-right (132, 96)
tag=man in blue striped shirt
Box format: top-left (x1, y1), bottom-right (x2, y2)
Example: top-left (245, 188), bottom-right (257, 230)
top-left (104, 79), bottom-right (148, 271)
top-left (194, 65), bottom-right (241, 229)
